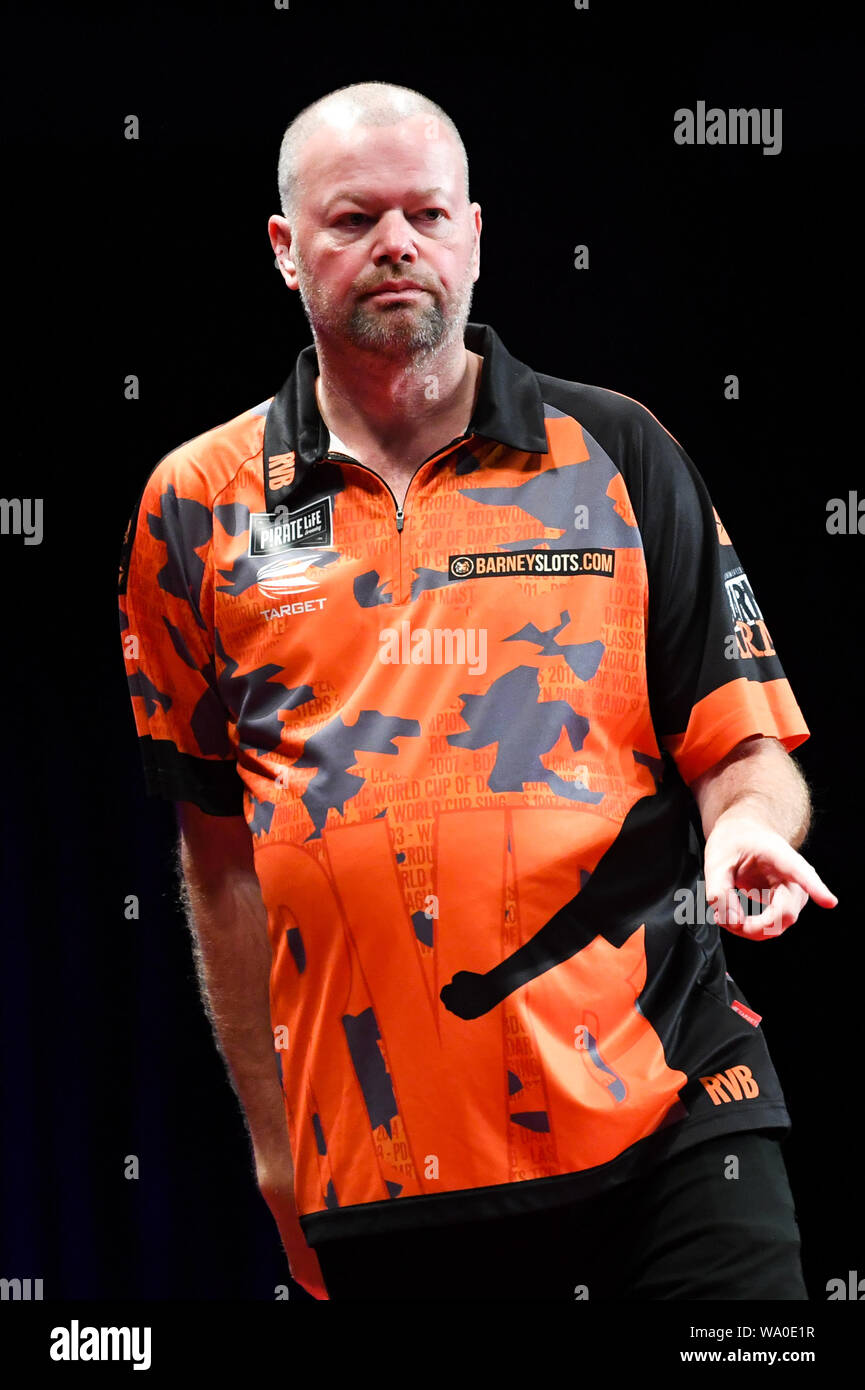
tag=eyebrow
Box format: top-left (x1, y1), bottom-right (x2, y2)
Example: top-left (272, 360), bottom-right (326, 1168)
top-left (323, 186), bottom-right (449, 214)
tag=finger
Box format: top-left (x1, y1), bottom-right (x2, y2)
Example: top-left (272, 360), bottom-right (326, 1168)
top-left (723, 919), bottom-right (791, 941)
top-left (787, 862), bottom-right (838, 908)
top-left (724, 912), bottom-right (792, 940)
top-left (740, 884), bottom-right (807, 937)
top-left (760, 843), bottom-right (838, 909)
top-left (708, 885), bottom-right (744, 927)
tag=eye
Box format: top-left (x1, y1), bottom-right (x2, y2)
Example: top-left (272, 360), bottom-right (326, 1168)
top-left (335, 208), bottom-right (446, 227)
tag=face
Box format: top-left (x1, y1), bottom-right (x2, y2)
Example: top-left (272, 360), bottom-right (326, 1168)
top-left (269, 113), bottom-right (482, 360)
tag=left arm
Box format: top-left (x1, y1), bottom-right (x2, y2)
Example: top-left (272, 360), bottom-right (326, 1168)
top-left (690, 734), bottom-right (838, 938)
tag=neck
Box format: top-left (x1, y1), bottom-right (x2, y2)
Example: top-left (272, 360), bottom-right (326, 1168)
top-left (313, 330), bottom-right (482, 457)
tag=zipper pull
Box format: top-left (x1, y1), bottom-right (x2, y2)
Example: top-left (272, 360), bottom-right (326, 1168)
top-left (396, 507), bottom-right (404, 533)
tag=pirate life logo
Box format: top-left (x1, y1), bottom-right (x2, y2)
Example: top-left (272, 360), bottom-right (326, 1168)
top-left (248, 497), bottom-right (333, 601)
top-left (723, 567), bottom-right (776, 659)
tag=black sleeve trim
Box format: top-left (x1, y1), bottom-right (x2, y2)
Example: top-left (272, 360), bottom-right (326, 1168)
top-left (138, 735), bottom-right (245, 816)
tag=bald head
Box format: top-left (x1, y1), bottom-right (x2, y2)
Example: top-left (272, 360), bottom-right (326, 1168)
top-left (277, 81), bottom-right (470, 223)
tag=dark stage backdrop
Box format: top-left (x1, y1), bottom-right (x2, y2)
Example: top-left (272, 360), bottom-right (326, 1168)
top-left (1, 0), bottom-right (862, 1314)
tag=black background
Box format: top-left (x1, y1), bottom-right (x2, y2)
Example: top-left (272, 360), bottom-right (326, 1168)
top-left (1, 0), bottom-right (862, 1310)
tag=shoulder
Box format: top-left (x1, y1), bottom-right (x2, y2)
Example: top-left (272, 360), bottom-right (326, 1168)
top-left (534, 369), bottom-right (684, 463)
top-left (137, 399), bottom-right (270, 513)
top-left (534, 367), bottom-right (714, 516)
top-left (531, 369), bottom-right (712, 537)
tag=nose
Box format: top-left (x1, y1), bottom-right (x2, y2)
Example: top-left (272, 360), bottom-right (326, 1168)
top-left (371, 208), bottom-right (419, 264)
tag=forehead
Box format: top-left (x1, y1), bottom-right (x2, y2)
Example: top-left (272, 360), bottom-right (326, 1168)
top-left (297, 113), bottom-right (463, 210)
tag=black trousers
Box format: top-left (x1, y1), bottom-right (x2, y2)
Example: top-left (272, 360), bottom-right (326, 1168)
top-left (313, 1128), bottom-right (808, 1300)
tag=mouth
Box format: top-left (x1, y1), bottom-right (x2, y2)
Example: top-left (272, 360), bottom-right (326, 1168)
top-left (365, 285), bottom-right (428, 300)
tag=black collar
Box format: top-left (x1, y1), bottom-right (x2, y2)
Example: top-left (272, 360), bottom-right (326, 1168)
top-left (262, 321), bottom-right (550, 508)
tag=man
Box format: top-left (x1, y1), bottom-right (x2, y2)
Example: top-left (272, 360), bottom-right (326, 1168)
top-left (117, 81), bottom-right (836, 1302)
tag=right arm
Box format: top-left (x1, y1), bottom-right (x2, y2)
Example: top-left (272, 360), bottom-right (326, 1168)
top-left (174, 800), bottom-right (328, 1299)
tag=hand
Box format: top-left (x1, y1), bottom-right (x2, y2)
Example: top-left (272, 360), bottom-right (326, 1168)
top-left (255, 1153), bottom-right (330, 1300)
top-left (703, 812), bottom-right (838, 940)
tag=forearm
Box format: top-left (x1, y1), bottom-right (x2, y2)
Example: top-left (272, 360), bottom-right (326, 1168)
top-left (177, 840), bottom-right (292, 1167)
top-left (691, 735), bottom-right (811, 848)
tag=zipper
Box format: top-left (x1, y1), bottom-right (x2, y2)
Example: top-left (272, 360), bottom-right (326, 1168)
top-left (325, 434), bottom-right (475, 600)
top-left (325, 452), bottom-right (402, 515)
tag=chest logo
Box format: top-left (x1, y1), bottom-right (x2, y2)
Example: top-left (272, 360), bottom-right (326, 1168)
top-left (249, 497), bottom-right (333, 557)
top-left (448, 548), bottom-right (615, 580)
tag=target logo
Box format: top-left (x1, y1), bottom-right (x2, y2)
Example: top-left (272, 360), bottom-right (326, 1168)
top-left (256, 550), bottom-right (324, 599)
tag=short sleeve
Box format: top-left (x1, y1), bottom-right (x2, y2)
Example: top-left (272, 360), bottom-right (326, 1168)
top-left (117, 454), bottom-right (245, 816)
top-left (637, 412), bottom-right (810, 786)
